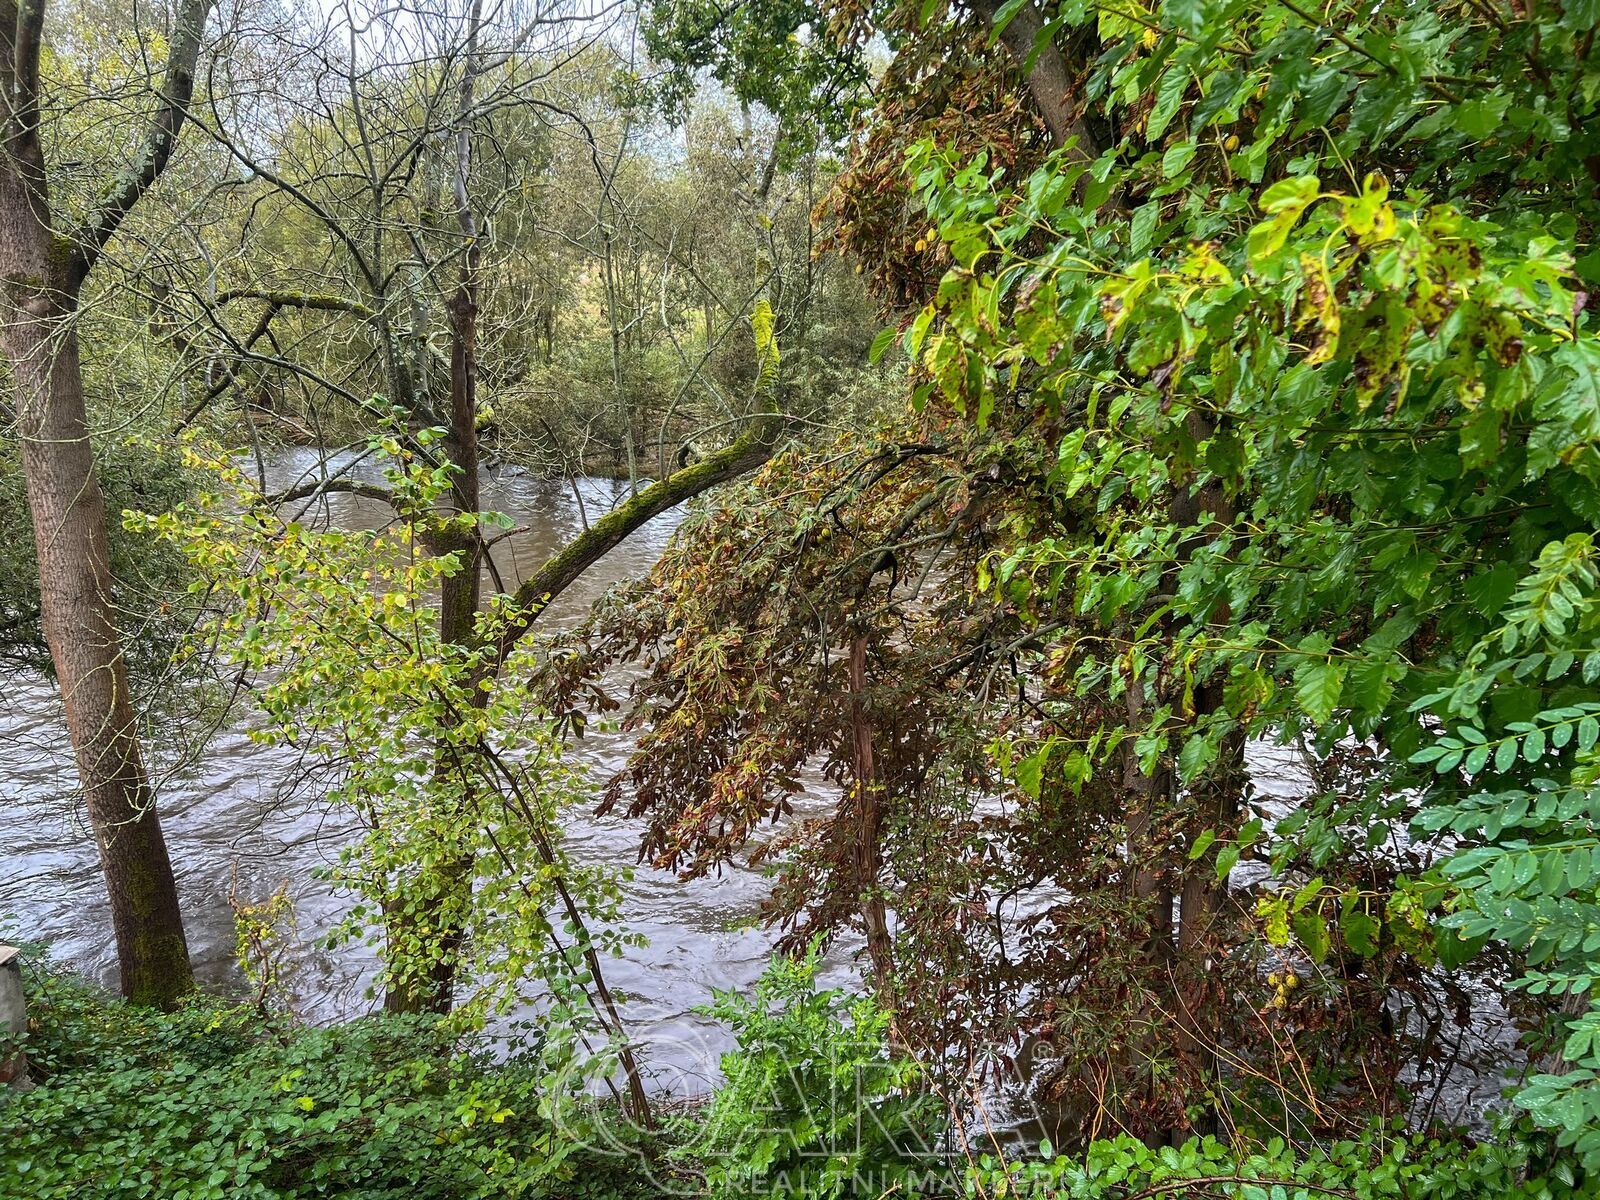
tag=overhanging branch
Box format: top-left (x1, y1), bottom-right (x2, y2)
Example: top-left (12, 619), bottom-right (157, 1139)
top-left (268, 478), bottom-right (397, 508)
top-left (214, 288), bottom-right (379, 320)
top-left (489, 411), bottom-right (783, 672)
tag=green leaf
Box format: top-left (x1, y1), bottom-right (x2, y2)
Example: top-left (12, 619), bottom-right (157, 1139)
top-left (1216, 842), bottom-right (1241, 880)
top-left (1539, 850), bottom-right (1566, 895)
top-left (1292, 910), bottom-right (1330, 962)
top-left (1341, 909), bottom-right (1380, 957)
top-left (1146, 66), bottom-right (1190, 141)
top-left (1177, 731), bottom-right (1217, 783)
top-left (1436, 928), bottom-right (1486, 970)
top-left (1247, 211), bottom-right (1299, 264)
top-left (1524, 726), bottom-right (1547, 761)
top-left (1453, 93), bottom-right (1511, 139)
top-left (1293, 658), bottom-right (1346, 724)
top-left (1014, 751), bottom-right (1046, 799)
top-left (868, 326), bottom-right (898, 364)
top-left (988, 0), bottom-right (1028, 32)
top-left (1345, 657), bottom-right (1397, 715)
top-left (1292, 877), bottom-right (1324, 913)
top-left (1245, 177), bottom-right (1321, 265)
top-left (1259, 175), bottom-right (1321, 213)
top-left (1161, 140), bottom-right (1197, 178)
top-left (1130, 200), bottom-right (1160, 257)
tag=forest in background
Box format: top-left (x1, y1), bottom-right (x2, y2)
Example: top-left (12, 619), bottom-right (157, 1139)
top-left (2, 0), bottom-right (1600, 1196)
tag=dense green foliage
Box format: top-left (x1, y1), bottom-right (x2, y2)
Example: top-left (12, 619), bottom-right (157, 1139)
top-left (969, 1126), bottom-right (1589, 1200)
top-left (570, 0), bottom-right (1600, 1165)
top-left (893, 0), bottom-right (1600, 1162)
top-left (0, 966), bottom-right (645, 1200)
top-left (675, 941), bottom-right (943, 1199)
top-left (11, 959), bottom-right (1585, 1200)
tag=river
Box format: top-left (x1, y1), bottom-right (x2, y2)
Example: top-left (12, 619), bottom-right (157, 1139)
top-left (0, 450), bottom-right (1515, 1120)
top-left (0, 451), bottom-right (858, 1098)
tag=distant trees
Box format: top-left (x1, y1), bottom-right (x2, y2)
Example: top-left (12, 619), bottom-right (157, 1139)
top-left (170, 30), bottom-right (875, 476)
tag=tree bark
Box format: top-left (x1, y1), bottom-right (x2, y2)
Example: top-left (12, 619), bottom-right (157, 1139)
top-left (383, 175), bottom-right (482, 1024)
top-left (385, 0), bottom-right (488, 1020)
top-left (1165, 411), bottom-right (1243, 1137)
top-left (0, 0), bottom-right (213, 1008)
top-left (971, 0), bottom-right (1100, 161)
top-left (1, 241), bottom-right (193, 1008)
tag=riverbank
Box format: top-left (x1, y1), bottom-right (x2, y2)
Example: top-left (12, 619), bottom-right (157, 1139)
top-left (0, 462), bottom-right (858, 1086)
top-left (0, 961), bottom-right (660, 1199)
top-left (0, 955), bottom-right (1583, 1200)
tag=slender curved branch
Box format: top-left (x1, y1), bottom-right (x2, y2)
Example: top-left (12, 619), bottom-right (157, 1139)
top-left (267, 478), bottom-right (397, 507)
top-left (214, 289), bottom-right (379, 320)
top-left (489, 411), bottom-right (784, 672)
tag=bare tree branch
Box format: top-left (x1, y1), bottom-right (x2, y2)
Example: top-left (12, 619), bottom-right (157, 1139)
top-left (67, 0), bottom-right (216, 287)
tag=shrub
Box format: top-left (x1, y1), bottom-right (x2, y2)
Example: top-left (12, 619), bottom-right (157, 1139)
top-left (676, 941), bottom-right (946, 1199)
top-left (0, 966), bottom-right (647, 1200)
top-left (970, 1123), bottom-right (1591, 1200)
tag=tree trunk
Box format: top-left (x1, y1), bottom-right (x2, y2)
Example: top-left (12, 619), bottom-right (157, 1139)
top-left (383, 223), bottom-right (484, 1020)
top-left (1166, 411), bottom-right (1244, 1137)
top-left (1, 251), bottom-right (193, 1009)
top-left (384, 0), bottom-right (489, 1018)
top-left (439, 274), bottom-right (483, 651)
top-left (0, 0), bottom-right (210, 1013)
top-left (1123, 678), bottom-right (1175, 952)
top-left (972, 0), bottom-right (1100, 162)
